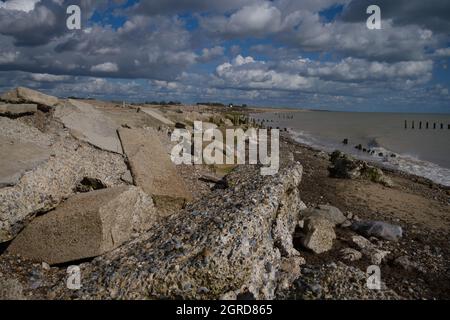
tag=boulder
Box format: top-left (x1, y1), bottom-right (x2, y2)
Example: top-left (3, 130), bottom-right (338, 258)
top-left (0, 137), bottom-right (51, 188)
top-left (362, 166), bottom-right (394, 187)
top-left (301, 216), bottom-right (336, 254)
top-left (0, 103), bottom-right (37, 116)
top-left (0, 87), bottom-right (58, 110)
top-left (8, 186), bottom-right (156, 265)
top-left (54, 99), bottom-right (123, 154)
top-left (300, 204), bottom-right (347, 226)
top-left (118, 127), bottom-right (192, 213)
top-left (329, 151), bottom-right (394, 187)
top-left (351, 220), bottom-right (403, 241)
top-left (328, 151), bottom-right (363, 179)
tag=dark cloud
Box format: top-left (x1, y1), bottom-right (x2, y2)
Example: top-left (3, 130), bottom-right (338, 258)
top-left (341, 0), bottom-right (450, 34)
top-left (128, 0), bottom-right (260, 16)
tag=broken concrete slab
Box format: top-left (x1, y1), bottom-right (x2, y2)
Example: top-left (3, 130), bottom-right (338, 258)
top-left (8, 186), bottom-right (156, 265)
top-left (118, 127), bottom-right (192, 212)
top-left (54, 99), bottom-right (123, 154)
top-left (0, 136), bottom-right (128, 244)
top-left (0, 87), bottom-right (58, 110)
top-left (3, 163), bottom-right (305, 299)
top-left (0, 117), bottom-right (53, 147)
top-left (0, 137), bottom-right (51, 188)
top-left (0, 104), bottom-right (37, 117)
top-left (140, 108), bottom-right (175, 126)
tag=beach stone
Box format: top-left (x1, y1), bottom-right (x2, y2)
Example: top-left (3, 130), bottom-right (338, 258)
top-left (8, 186), bottom-right (156, 265)
top-left (394, 255), bottom-right (418, 271)
top-left (301, 216), bottom-right (336, 254)
top-left (300, 204), bottom-right (347, 226)
top-left (54, 99), bottom-right (123, 154)
top-left (118, 127), bottom-right (192, 213)
top-left (352, 235), bottom-right (390, 265)
top-left (368, 249), bottom-right (390, 265)
top-left (352, 220), bottom-right (403, 241)
top-left (352, 235), bottom-right (372, 249)
top-left (0, 87), bottom-right (58, 110)
top-left (328, 151), bottom-right (363, 179)
top-left (362, 166), bottom-right (394, 187)
top-left (340, 248), bottom-right (362, 261)
top-left (341, 220), bottom-right (352, 228)
top-left (0, 103), bottom-right (37, 116)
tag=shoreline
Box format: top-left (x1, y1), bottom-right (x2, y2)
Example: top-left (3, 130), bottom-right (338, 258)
top-left (279, 133), bottom-right (449, 299)
top-left (283, 132), bottom-right (450, 191)
top-left (247, 107), bottom-right (450, 188)
top-left (0, 90), bottom-right (449, 300)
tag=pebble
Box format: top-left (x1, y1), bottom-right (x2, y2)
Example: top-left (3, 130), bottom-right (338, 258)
top-left (41, 262), bottom-right (50, 271)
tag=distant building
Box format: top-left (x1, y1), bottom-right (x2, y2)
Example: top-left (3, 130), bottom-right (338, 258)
top-left (228, 103), bottom-right (233, 108)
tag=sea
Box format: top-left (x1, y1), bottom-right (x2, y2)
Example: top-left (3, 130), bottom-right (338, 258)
top-left (250, 111), bottom-right (450, 187)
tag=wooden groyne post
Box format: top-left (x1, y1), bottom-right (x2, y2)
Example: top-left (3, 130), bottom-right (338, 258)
top-left (404, 120), bottom-right (449, 130)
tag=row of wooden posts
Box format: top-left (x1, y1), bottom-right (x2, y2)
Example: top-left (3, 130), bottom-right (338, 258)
top-left (404, 120), bottom-right (450, 130)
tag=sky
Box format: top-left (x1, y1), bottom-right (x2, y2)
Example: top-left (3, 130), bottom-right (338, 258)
top-left (0, 0), bottom-right (449, 112)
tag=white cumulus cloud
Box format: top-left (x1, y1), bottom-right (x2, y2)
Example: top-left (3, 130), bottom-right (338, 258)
top-left (0, 0), bottom-right (40, 12)
top-left (90, 62), bottom-right (119, 73)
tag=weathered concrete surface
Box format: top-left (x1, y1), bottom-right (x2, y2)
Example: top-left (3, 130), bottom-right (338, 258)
top-left (0, 87), bottom-right (58, 110)
top-left (118, 127), bottom-right (192, 211)
top-left (8, 186), bottom-right (156, 265)
top-left (0, 117), bottom-right (53, 147)
top-left (0, 103), bottom-right (37, 116)
top-left (140, 108), bottom-right (175, 126)
top-left (54, 99), bottom-right (123, 154)
top-left (0, 134), bottom-right (128, 243)
top-left (0, 137), bottom-right (51, 188)
top-left (1, 163), bottom-right (305, 299)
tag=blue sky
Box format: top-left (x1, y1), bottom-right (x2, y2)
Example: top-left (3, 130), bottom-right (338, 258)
top-left (0, 0), bottom-right (449, 113)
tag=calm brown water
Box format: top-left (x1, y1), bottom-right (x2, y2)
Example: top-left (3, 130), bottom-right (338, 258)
top-left (251, 111), bottom-right (450, 186)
